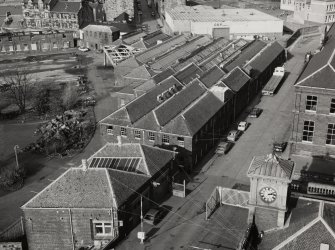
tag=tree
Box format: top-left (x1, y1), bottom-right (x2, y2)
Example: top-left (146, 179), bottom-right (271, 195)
top-left (62, 84), bottom-right (79, 111)
top-left (1, 69), bottom-right (34, 113)
top-left (34, 87), bottom-right (50, 115)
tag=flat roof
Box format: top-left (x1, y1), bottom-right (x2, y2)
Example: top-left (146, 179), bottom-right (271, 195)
top-left (166, 5), bottom-right (282, 22)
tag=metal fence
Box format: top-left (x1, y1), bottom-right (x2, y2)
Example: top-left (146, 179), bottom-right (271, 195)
top-left (0, 217), bottom-right (25, 242)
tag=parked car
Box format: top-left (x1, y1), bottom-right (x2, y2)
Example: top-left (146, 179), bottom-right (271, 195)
top-left (227, 130), bottom-right (242, 142)
top-left (151, 11), bottom-right (155, 17)
top-left (273, 142), bottom-right (288, 152)
top-left (238, 121), bottom-right (248, 131)
top-left (248, 108), bottom-right (262, 118)
top-left (143, 208), bottom-right (165, 225)
top-left (216, 140), bottom-right (234, 155)
top-left (78, 47), bottom-right (90, 52)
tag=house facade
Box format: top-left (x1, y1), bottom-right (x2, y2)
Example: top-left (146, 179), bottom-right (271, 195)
top-left (22, 143), bottom-right (175, 250)
top-left (292, 25), bottom-right (335, 156)
top-left (82, 24), bottom-right (120, 50)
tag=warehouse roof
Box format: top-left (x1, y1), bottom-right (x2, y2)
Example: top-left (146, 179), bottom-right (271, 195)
top-left (174, 63), bottom-right (203, 86)
top-left (199, 66), bottom-right (226, 89)
top-left (166, 5), bottom-right (282, 22)
top-left (223, 67), bottom-right (250, 93)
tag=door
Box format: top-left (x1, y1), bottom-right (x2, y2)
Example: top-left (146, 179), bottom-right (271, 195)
top-left (212, 27), bottom-right (230, 39)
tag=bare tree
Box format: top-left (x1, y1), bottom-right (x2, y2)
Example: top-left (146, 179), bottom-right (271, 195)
top-left (62, 83), bottom-right (79, 110)
top-left (1, 69), bottom-right (34, 113)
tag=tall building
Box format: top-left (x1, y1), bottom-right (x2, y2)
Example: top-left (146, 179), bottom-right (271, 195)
top-left (292, 24), bottom-right (335, 156)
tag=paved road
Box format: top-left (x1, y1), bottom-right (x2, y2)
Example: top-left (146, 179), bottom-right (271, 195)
top-left (116, 37), bottom-right (321, 250)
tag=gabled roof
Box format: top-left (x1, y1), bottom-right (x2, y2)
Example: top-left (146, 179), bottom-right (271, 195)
top-left (152, 68), bottom-right (176, 84)
top-left (224, 40), bottom-right (267, 72)
top-left (123, 65), bottom-right (155, 80)
top-left (142, 30), bottom-right (171, 48)
top-left (51, 1), bottom-right (81, 13)
top-left (296, 65), bottom-right (335, 89)
top-left (23, 168), bottom-right (117, 209)
top-left (173, 63), bottom-right (203, 86)
top-left (154, 79), bottom-right (206, 126)
top-left (199, 65), bottom-right (226, 89)
top-left (83, 24), bottom-right (119, 33)
top-left (296, 24), bottom-right (335, 86)
top-left (247, 154), bottom-right (294, 181)
top-left (245, 41), bottom-right (284, 77)
top-left (222, 67), bottom-right (250, 93)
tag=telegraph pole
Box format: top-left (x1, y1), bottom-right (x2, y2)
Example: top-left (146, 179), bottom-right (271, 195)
top-left (140, 195), bottom-right (144, 244)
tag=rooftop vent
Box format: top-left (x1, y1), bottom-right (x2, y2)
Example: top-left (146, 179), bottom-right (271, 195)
top-left (157, 94), bottom-right (164, 103)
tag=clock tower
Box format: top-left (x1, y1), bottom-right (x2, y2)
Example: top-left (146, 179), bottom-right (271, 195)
top-left (247, 154), bottom-right (294, 231)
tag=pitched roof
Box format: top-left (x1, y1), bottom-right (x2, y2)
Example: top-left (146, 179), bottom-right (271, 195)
top-left (142, 30), bottom-right (171, 48)
top-left (183, 92), bottom-right (224, 135)
top-left (224, 40), bottom-right (267, 72)
top-left (199, 65), bottom-right (226, 89)
top-left (23, 168), bottom-right (116, 209)
top-left (152, 68), bottom-right (176, 84)
top-left (296, 65), bottom-right (335, 89)
top-left (246, 41), bottom-right (284, 77)
top-left (296, 24), bottom-right (335, 85)
top-left (247, 154), bottom-right (294, 181)
top-left (125, 76), bottom-right (183, 124)
top-left (83, 24), bottom-right (119, 33)
top-left (222, 67), bottom-right (250, 93)
top-left (173, 63), bottom-right (203, 86)
top-left (123, 65), bottom-right (155, 80)
top-left (154, 80), bottom-right (206, 126)
top-left (51, 1), bottom-right (81, 13)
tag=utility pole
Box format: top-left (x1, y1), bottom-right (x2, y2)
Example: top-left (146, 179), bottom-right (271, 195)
top-left (14, 145), bottom-right (20, 169)
top-left (140, 195), bottom-right (144, 244)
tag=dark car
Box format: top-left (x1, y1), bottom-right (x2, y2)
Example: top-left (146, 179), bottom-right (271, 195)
top-left (143, 208), bottom-right (165, 225)
top-left (273, 142), bottom-right (288, 152)
top-left (216, 140), bottom-right (234, 155)
top-left (248, 108), bottom-right (262, 118)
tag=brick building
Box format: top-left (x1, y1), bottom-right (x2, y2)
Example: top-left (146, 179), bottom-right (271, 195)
top-left (82, 24), bottom-right (120, 50)
top-left (104, 0), bottom-right (134, 22)
top-left (22, 142), bottom-right (175, 250)
top-left (292, 23), bottom-right (335, 156)
top-left (0, 30), bottom-right (74, 54)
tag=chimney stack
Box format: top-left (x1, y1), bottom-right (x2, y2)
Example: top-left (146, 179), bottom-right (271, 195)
top-left (117, 135), bottom-right (122, 146)
top-left (82, 159), bottom-right (88, 171)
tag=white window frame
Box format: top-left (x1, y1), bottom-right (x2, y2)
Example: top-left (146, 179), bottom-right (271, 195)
top-left (162, 134), bottom-right (170, 145)
top-left (148, 131), bottom-right (155, 141)
top-left (120, 127), bottom-right (127, 137)
top-left (326, 123), bottom-right (335, 145)
top-left (306, 95), bottom-right (317, 112)
top-left (134, 130), bottom-right (141, 140)
top-left (93, 221), bottom-right (113, 236)
top-left (106, 125), bottom-right (113, 135)
top-left (302, 120), bottom-right (315, 143)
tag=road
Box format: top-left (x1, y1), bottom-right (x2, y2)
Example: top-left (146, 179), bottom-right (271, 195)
top-left (116, 37), bottom-right (321, 250)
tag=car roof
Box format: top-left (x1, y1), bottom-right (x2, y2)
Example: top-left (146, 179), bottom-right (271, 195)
top-left (145, 208), bottom-right (160, 216)
top-left (239, 121), bottom-right (247, 125)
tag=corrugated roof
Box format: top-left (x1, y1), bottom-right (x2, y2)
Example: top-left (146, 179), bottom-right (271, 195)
top-left (51, 1), bottom-right (81, 13)
top-left (223, 67), bottom-right (250, 93)
top-left (154, 80), bottom-right (206, 126)
top-left (174, 63), bottom-right (203, 86)
top-left (247, 154), bottom-right (294, 180)
top-left (199, 65), bottom-right (226, 89)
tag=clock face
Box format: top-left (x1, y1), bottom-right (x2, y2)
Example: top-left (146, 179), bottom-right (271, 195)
top-left (259, 187), bottom-right (277, 203)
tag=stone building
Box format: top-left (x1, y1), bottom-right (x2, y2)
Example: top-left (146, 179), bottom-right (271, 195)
top-left (292, 23), bottom-right (335, 156)
top-left (104, 0), bottom-right (134, 22)
top-left (82, 24), bottom-right (119, 50)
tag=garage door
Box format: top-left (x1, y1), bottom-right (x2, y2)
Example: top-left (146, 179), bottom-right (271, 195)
top-left (213, 27), bottom-right (230, 39)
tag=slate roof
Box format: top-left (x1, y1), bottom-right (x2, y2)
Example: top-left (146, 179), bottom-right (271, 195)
top-left (247, 154), bottom-right (294, 180)
top-left (142, 30), bottom-right (171, 48)
top-left (173, 63), bottom-right (203, 86)
top-left (123, 65), bottom-right (155, 80)
top-left (222, 67), bottom-right (250, 93)
top-left (51, 1), bottom-right (81, 13)
top-left (154, 80), bottom-right (206, 126)
top-left (245, 41), bottom-right (284, 77)
top-left (199, 65), bottom-right (226, 89)
top-left (224, 40), bottom-right (267, 72)
top-left (296, 65), bottom-right (335, 89)
top-left (152, 68), bottom-right (176, 84)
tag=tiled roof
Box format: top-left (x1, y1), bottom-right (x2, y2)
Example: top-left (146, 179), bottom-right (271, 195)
top-left (296, 23), bottom-right (335, 85)
top-left (135, 34), bottom-right (189, 64)
top-left (154, 80), bottom-right (206, 126)
top-left (100, 107), bottom-right (131, 126)
top-left (199, 66), bottom-right (226, 89)
top-left (247, 154), bottom-right (294, 180)
top-left (173, 63), bottom-right (203, 86)
top-left (224, 40), bottom-right (267, 72)
top-left (24, 168), bottom-right (116, 208)
top-left (246, 41), bottom-right (284, 77)
top-left (150, 36), bottom-right (211, 71)
top-left (183, 92), bottom-right (224, 135)
top-left (51, 1), bottom-right (81, 13)
top-left (152, 68), bottom-right (176, 84)
top-left (125, 76), bottom-right (183, 123)
top-left (323, 202), bottom-right (335, 232)
top-left (297, 65), bottom-right (335, 89)
top-left (222, 67), bottom-right (250, 93)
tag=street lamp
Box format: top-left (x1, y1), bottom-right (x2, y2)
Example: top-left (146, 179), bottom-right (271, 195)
top-left (14, 145), bottom-right (20, 169)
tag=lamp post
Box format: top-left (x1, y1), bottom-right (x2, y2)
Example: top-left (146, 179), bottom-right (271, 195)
top-left (14, 145), bottom-right (20, 169)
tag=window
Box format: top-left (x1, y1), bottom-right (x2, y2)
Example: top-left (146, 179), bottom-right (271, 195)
top-left (306, 95), bottom-right (317, 111)
top-left (134, 130), bottom-right (141, 139)
top-left (178, 137), bottom-right (184, 147)
top-left (93, 221), bottom-right (113, 236)
top-left (120, 98), bottom-right (125, 106)
top-left (326, 123), bottom-right (335, 145)
top-left (148, 131), bottom-right (155, 141)
top-left (107, 125), bottom-right (113, 135)
top-left (302, 120), bottom-right (315, 142)
top-left (330, 98), bottom-right (335, 114)
top-left (120, 127), bottom-right (127, 137)
top-left (162, 134), bottom-right (170, 145)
